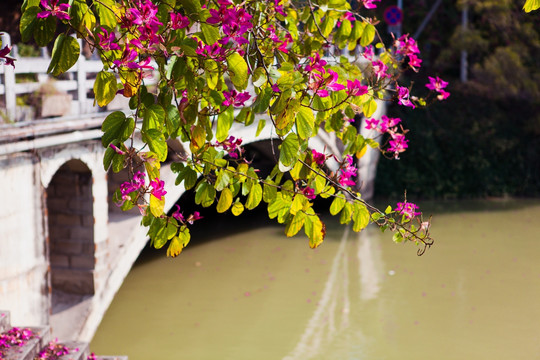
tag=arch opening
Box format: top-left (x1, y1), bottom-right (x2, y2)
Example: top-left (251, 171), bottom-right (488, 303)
top-left (46, 159), bottom-right (95, 296)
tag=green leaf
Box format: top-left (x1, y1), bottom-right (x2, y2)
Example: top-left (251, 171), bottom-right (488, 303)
top-left (255, 119), bottom-right (266, 137)
top-left (360, 23), bottom-right (375, 47)
top-left (267, 192), bottom-right (291, 220)
top-left (142, 129), bottom-right (168, 162)
top-left (94, 71), bottom-right (117, 107)
top-left (20, 7), bottom-right (40, 43)
top-left (204, 59), bottom-right (219, 90)
top-left (216, 188), bottom-right (233, 213)
top-left (253, 86), bottom-right (273, 113)
top-left (34, 16), bottom-right (57, 47)
top-left (214, 169), bottom-right (231, 192)
top-left (195, 181), bottom-right (216, 207)
top-left (101, 111), bottom-right (134, 147)
top-left (362, 98), bottom-right (377, 118)
top-left (47, 34), bottom-right (80, 77)
top-left (96, 0), bottom-right (117, 28)
top-left (201, 23), bottom-right (220, 45)
top-left (524, 0), bottom-right (540, 12)
top-left (166, 105), bottom-right (180, 136)
top-left (143, 104), bottom-right (165, 131)
top-left (296, 106), bottom-right (315, 140)
top-left (304, 210), bottom-right (325, 248)
top-left (285, 211), bottom-right (306, 237)
top-left (352, 202), bottom-right (370, 232)
top-left (246, 183), bottom-right (263, 210)
top-left (70, 0), bottom-right (96, 36)
top-left (150, 194), bottom-right (165, 217)
top-left (340, 202), bottom-right (353, 224)
top-left (252, 67), bottom-right (267, 88)
top-left (279, 133), bottom-right (299, 168)
top-left (330, 194), bottom-right (346, 215)
top-left (290, 194), bottom-right (305, 215)
top-left (216, 107), bottom-right (234, 142)
top-left (263, 181), bottom-right (277, 202)
top-left (178, 0), bottom-right (201, 20)
top-left (227, 52), bottom-right (249, 90)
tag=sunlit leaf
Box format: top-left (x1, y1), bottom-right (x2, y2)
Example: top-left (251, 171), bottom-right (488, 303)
top-left (216, 188), bottom-right (233, 213)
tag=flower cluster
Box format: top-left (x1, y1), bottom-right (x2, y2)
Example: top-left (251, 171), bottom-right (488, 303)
top-left (172, 205), bottom-right (203, 225)
top-left (395, 201), bottom-right (421, 220)
top-left (426, 76), bottom-right (450, 100)
top-left (37, 0), bottom-right (70, 21)
top-left (311, 149), bottom-right (327, 167)
top-left (365, 115), bottom-right (409, 159)
top-left (394, 34), bottom-right (422, 72)
top-left (305, 54), bottom-right (345, 97)
top-left (216, 136), bottom-right (244, 159)
top-left (338, 155), bottom-right (357, 187)
top-left (222, 90), bottom-right (251, 107)
top-left (118, 171), bottom-right (146, 204)
top-left (149, 178), bottom-right (167, 200)
top-left (0, 327), bottom-right (35, 358)
top-left (36, 339), bottom-right (74, 360)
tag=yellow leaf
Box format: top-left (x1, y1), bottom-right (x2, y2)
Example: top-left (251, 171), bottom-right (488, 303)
top-left (356, 144), bottom-right (368, 159)
top-left (285, 211), bottom-right (306, 237)
top-left (149, 194), bottom-right (165, 217)
top-left (231, 201), bottom-right (244, 216)
top-left (216, 188), bottom-right (233, 213)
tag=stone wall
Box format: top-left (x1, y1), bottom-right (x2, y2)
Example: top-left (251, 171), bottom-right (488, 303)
top-left (46, 160), bottom-right (95, 295)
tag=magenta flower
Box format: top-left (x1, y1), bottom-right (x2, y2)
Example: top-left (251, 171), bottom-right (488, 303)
top-left (364, 118), bottom-right (379, 131)
top-left (170, 12), bottom-right (190, 30)
top-left (371, 60), bottom-right (390, 80)
top-left (97, 28), bottom-right (121, 52)
top-left (118, 171), bottom-right (146, 203)
top-left (396, 85), bottom-right (415, 108)
top-left (395, 201), bottom-right (420, 220)
top-left (0, 46), bottom-right (15, 67)
top-left (222, 90), bottom-right (251, 107)
top-left (216, 136), bottom-right (244, 159)
top-left (346, 79), bottom-right (369, 97)
top-left (426, 76), bottom-right (450, 100)
top-left (312, 149), bottom-right (326, 166)
top-left (305, 52), bottom-right (327, 73)
top-left (362, 45), bottom-right (374, 61)
top-left (338, 155), bottom-right (357, 187)
top-left (395, 34), bottom-right (420, 57)
top-left (408, 54), bottom-right (422, 72)
top-left (150, 178), bottom-right (167, 200)
top-left (37, 0), bottom-right (70, 20)
top-left (187, 211), bottom-right (203, 224)
top-left (302, 187), bottom-right (316, 200)
top-left (172, 204), bottom-right (185, 222)
top-left (362, 0), bottom-right (381, 9)
top-left (387, 133), bottom-right (409, 159)
top-left (379, 115), bottom-right (401, 133)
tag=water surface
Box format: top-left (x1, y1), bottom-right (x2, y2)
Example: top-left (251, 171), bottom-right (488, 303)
top-left (91, 199), bottom-right (540, 359)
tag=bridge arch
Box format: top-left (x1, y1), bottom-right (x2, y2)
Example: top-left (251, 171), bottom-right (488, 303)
top-left (46, 159), bottom-right (95, 296)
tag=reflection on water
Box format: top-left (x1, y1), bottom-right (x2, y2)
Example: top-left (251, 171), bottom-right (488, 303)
top-left (91, 199), bottom-right (540, 359)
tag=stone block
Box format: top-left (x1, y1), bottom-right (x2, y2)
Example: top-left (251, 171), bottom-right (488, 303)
top-left (50, 254), bottom-right (69, 268)
top-left (51, 240), bottom-right (83, 255)
top-left (51, 269), bottom-right (94, 295)
top-left (48, 226), bottom-right (71, 239)
top-left (68, 198), bottom-right (93, 213)
top-left (69, 227), bottom-right (94, 241)
top-left (40, 94), bottom-right (73, 117)
top-left (51, 213), bottom-right (81, 226)
top-left (70, 254), bottom-right (95, 269)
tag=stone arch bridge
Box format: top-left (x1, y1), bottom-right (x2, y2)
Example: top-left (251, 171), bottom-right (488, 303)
top-left (0, 37), bottom-right (385, 342)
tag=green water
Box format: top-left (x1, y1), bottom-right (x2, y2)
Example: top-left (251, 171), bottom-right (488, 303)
top-left (91, 199), bottom-right (540, 359)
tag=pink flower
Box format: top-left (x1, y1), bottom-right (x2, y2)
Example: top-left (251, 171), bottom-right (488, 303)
top-left (362, 45), bottom-right (374, 61)
top-left (302, 187), bottom-right (316, 200)
top-left (338, 155), bottom-right (357, 187)
top-left (222, 90), bottom-right (251, 107)
top-left (217, 136), bottom-right (244, 159)
top-left (387, 133), bottom-right (409, 159)
top-left (396, 85), bottom-right (415, 108)
top-left (150, 178), bottom-right (167, 200)
top-left (170, 12), bottom-right (190, 30)
top-left (408, 54), bottom-right (422, 72)
top-left (395, 34), bottom-right (420, 57)
top-left (187, 211), bottom-right (203, 224)
top-left (371, 60), bottom-right (390, 80)
top-left (362, 0), bottom-right (381, 9)
top-left (97, 28), bottom-right (121, 51)
top-left (365, 118), bottom-right (379, 131)
top-left (395, 201), bottom-right (420, 220)
top-left (311, 149), bottom-right (326, 166)
top-left (426, 76), bottom-right (450, 100)
top-left (37, 0), bottom-right (70, 20)
top-left (172, 204), bottom-right (185, 222)
top-left (0, 46), bottom-right (15, 67)
top-left (346, 79), bottom-right (368, 97)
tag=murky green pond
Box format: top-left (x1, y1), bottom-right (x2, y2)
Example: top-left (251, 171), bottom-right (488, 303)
top-left (91, 199), bottom-right (540, 359)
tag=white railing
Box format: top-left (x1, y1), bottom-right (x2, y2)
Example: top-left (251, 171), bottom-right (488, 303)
top-left (0, 32), bottom-right (111, 122)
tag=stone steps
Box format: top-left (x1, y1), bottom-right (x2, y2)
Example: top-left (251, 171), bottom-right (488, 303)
top-left (0, 311), bottom-right (126, 360)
